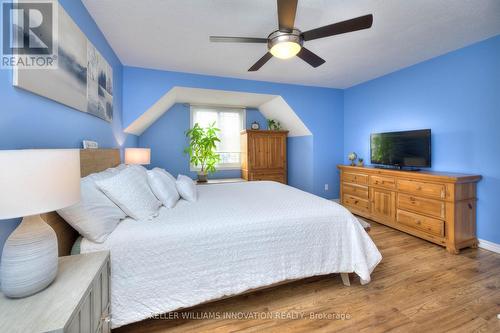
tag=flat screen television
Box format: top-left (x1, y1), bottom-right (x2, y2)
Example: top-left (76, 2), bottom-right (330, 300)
top-left (370, 129), bottom-right (431, 168)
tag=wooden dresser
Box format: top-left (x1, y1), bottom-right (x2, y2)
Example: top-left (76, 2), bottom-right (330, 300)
top-left (241, 130), bottom-right (288, 184)
top-left (338, 165), bottom-right (481, 254)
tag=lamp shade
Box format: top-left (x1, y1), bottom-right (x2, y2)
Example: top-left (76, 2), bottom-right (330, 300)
top-left (125, 148), bottom-right (151, 165)
top-left (0, 149), bottom-right (81, 219)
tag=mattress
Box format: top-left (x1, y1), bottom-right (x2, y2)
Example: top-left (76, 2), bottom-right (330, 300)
top-left (81, 181), bottom-right (382, 328)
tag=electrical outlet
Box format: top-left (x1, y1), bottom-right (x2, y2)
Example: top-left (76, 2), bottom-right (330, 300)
top-left (324, 184), bottom-right (329, 191)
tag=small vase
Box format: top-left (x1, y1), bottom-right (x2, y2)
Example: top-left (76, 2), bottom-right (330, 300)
top-left (357, 161), bottom-right (364, 167)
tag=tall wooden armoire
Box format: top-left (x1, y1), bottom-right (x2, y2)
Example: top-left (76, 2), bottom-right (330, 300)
top-left (240, 130), bottom-right (288, 184)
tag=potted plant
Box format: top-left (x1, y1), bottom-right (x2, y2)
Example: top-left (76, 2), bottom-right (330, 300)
top-left (184, 122), bottom-right (221, 182)
top-left (267, 119), bottom-right (282, 131)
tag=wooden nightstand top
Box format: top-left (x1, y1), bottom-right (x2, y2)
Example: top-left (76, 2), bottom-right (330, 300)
top-left (0, 251), bottom-right (109, 333)
top-left (197, 178), bottom-right (247, 185)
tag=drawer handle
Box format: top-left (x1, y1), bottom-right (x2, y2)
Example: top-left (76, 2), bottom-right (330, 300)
top-left (468, 203), bottom-right (473, 210)
top-left (410, 196), bottom-right (416, 202)
top-left (416, 220), bottom-right (422, 225)
top-left (416, 186), bottom-right (422, 190)
top-left (354, 200), bottom-right (359, 204)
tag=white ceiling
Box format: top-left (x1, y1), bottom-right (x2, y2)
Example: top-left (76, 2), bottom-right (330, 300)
top-left (82, 0), bottom-right (500, 88)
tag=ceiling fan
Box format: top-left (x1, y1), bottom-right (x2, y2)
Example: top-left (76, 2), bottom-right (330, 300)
top-left (209, 0), bottom-right (373, 71)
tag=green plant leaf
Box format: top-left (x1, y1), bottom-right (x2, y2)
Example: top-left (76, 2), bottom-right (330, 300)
top-left (184, 122), bottom-right (221, 174)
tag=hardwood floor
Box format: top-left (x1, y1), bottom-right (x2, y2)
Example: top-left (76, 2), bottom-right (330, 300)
top-left (114, 221), bottom-right (500, 333)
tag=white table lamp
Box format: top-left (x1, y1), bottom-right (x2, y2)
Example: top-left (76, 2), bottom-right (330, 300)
top-left (125, 148), bottom-right (151, 165)
top-left (0, 149), bottom-right (80, 298)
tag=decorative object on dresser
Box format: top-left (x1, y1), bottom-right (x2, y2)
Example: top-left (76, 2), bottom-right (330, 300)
top-left (348, 152), bottom-right (358, 166)
top-left (125, 148), bottom-right (151, 165)
top-left (251, 121), bottom-right (260, 130)
top-left (267, 118), bottom-right (282, 131)
top-left (241, 130), bottom-right (288, 184)
top-left (357, 158), bottom-right (364, 167)
top-left (184, 122), bottom-right (221, 183)
top-left (0, 251), bottom-right (111, 333)
top-left (0, 149), bottom-right (81, 298)
top-left (338, 165), bottom-right (481, 254)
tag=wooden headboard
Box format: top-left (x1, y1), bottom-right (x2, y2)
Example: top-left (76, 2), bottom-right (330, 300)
top-left (41, 149), bottom-right (121, 256)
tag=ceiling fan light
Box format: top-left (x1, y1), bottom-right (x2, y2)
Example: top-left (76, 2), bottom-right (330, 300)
top-left (270, 41), bottom-right (301, 59)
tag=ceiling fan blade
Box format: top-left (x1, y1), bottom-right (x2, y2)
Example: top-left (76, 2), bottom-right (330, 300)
top-left (296, 47), bottom-right (325, 68)
top-left (277, 0), bottom-right (298, 32)
top-left (302, 14), bottom-right (373, 41)
top-left (209, 36), bottom-right (268, 43)
top-left (248, 52), bottom-right (273, 71)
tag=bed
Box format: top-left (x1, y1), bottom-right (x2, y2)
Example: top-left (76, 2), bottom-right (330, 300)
top-left (42, 149), bottom-right (382, 329)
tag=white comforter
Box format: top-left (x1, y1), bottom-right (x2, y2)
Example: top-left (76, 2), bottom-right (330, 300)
top-left (81, 181), bottom-right (382, 328)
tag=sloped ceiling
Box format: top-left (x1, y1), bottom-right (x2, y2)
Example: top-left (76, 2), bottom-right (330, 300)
top-left (124, 87), bottom-right (312, 137)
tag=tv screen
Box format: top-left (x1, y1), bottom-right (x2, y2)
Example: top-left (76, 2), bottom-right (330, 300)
top-left (370, 129), bottom-right (431, 168)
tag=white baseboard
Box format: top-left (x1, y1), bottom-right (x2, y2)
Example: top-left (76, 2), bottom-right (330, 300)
top-left (478, 238), bottom-right (500, 254)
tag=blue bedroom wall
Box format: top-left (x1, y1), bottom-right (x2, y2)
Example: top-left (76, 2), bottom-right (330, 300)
top-left (0, 0), bottom-right (136, 260)
top-left (124, 66), bottom-right (344, 198)
top-left (344, 35), bottom-right (500, 244)
top-left (288, 135), bottom-right (314, 193)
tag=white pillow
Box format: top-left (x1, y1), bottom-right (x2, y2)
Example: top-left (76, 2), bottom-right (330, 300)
top-left (57, 177), bottom-right (126, 243)
top-left (147, 170), bottom-right (180, 208)
top-left (176, 174), bottom-right (197, 202)
top-left (153, 167), bottom-right (176, 183)
top-left (96, 166), bottom-right (162, 220)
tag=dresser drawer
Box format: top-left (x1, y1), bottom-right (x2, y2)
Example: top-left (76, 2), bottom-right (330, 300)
top-left (370, 175), bottom-right (396, 189)
top-left (343, 194), bottom-right (370, 213)
top-left (397, 193), bottom-right (445, 219)
top-left (342, 183), bottom-right (369, 199)
top-left (343, 172), bottom-right (369, 186)
top-left (250, 172), bottom-right (286, 184)
top-left (397, 179), bottom-right (446, 199)
top-left (397, 209), bottom-right (444, 237)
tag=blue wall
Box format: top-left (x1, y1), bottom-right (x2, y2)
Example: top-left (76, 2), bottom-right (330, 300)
top-left (0, 0), bottom-right (135, 259)
top-left (288, 136), bottom-right (314, 193)
top-left (124, 66), bottom-right (344, 198)
top-left (344, 35), bottom-right (500, 244)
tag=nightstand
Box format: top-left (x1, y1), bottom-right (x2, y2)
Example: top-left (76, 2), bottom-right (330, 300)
top-left (197, 178), bottom-right (247, 185)
top-left (0, 251), bottom-right (111, 333)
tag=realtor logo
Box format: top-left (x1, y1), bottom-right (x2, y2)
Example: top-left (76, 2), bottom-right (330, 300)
top-left (1, 0), bottom-right (58, 68)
